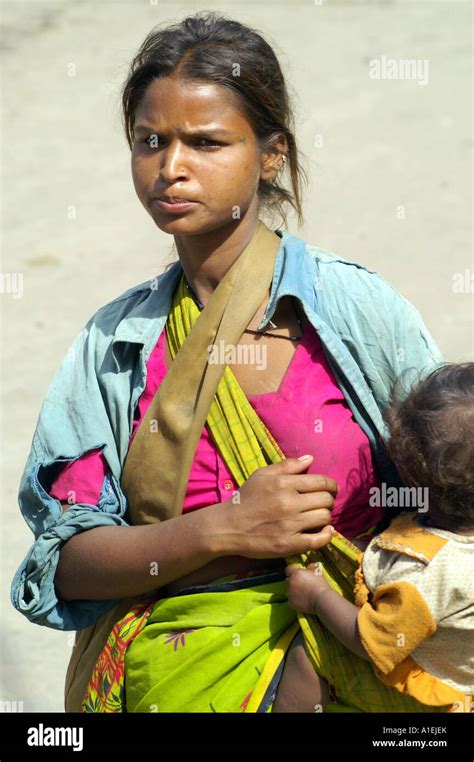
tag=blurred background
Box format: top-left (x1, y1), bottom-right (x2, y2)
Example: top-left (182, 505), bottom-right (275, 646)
top-left (1, 0), bottom-right (472, 712)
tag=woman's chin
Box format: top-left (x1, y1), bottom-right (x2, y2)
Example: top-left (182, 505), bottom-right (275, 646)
top-left (149, 206), bottom-right (206, 232)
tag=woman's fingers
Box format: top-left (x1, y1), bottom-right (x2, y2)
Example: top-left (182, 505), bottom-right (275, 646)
top-left (280, 473), bottom-right (339, 496)
top-left (300, 523), bottom-right (335, 552)
top-left (297, 505), bottom-right (334, 530)
top-left (311, 523), bottom-right (335, 543)
top-left (284, 524), bottom-right (335, 560)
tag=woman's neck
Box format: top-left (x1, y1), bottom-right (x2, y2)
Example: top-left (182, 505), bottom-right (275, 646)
top-left (173, 215), bottom-right (260, 307)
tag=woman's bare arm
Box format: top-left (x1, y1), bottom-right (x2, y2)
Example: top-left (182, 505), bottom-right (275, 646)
top-left (54, 500), bottom-right (230, 601)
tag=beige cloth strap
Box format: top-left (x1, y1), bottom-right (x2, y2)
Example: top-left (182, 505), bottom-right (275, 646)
top-left (64, 220), bottom-right (282, 711)
top-left (121, 219), bottom-right (281, 524)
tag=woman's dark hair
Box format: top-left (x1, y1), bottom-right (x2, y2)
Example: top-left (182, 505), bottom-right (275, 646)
top-left (382, 362), bottom-right (474, 529)
top-left (121, 11), bottom-right (308, 230)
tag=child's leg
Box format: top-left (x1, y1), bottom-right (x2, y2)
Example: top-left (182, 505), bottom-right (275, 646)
top-left (272, 630), bottom-right (330, 712)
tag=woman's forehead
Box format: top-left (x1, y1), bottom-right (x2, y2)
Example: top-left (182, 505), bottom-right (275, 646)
top-left (135, 77), bottom-right (248, 129)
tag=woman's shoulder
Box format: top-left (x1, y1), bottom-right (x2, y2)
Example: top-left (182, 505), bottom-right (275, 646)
top-left (295, 237), bottom-right (443, 365)
top-left (302, 239), bottom-right (408, 308)
top-left (79, 263), bottom-right (181, 346)
top-left (89, 266), bottom-right (177, 326)
top-left (305, 240), bottom-right (378, 272)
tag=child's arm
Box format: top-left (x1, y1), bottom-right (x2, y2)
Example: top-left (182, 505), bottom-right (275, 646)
top-left (286, 563), bottom-right (371, 661)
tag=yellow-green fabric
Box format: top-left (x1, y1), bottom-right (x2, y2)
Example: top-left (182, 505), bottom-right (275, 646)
top-left (124, 578), bottom-right (297, 713)
top-left (168, 273), bottom-right (291, 493)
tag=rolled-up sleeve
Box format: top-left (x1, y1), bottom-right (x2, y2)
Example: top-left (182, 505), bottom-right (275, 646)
top-left (10, 310), bottom-right (135, 631)
top-left (11, 455), bottom-right (130, 631)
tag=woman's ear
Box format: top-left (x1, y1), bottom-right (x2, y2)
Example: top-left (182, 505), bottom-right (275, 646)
top-left (259, 132), bottom-right (289, 182)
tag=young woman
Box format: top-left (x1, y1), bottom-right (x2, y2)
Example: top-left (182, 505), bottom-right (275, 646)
top-left (11, 12), bottom-right (444, 713)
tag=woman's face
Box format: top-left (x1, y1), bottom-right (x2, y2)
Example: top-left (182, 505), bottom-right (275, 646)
top-left (131, 76), bottom-right (279, 236)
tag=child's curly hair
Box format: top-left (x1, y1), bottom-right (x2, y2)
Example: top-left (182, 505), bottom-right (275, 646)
top-left (382, 362), bottom-right (474, 529)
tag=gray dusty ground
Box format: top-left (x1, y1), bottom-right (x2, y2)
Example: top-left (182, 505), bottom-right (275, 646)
top-left (1, 0), bottom-right (472, 712)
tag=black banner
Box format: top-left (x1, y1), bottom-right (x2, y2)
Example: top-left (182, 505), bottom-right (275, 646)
top-left (0, 711), bottom-right (472, 758)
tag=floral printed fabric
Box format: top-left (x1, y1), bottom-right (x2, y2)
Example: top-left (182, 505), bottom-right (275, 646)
top-left (82, 600), bottom-right (155, 712)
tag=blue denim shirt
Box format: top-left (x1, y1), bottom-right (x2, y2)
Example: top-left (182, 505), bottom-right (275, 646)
top-left (10, 230), bottom-right (444, 631)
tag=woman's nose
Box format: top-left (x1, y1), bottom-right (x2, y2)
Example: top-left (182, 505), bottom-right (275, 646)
top-left (159, 140), bottom-right (189, 183)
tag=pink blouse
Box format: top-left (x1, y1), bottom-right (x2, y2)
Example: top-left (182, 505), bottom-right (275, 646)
top-left (50, 322), bottom-right (384, 539)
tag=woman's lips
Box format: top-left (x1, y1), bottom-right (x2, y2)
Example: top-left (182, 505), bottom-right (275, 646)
top-left (153, 197), bottom-right (198, 214)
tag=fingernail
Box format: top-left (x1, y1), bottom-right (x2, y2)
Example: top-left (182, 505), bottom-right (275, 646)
top-left (297, 454), bottom-right (313, 460)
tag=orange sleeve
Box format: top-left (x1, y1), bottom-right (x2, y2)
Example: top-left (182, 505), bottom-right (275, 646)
top-left (357, 581), bottom-right (437, 675)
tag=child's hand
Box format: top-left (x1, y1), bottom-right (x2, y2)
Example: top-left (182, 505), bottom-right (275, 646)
top-left (285, 562), bottom-right (332, 614)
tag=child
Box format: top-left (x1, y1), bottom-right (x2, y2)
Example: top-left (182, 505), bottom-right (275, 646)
top-left (273, 362), bottom-right (474, 713)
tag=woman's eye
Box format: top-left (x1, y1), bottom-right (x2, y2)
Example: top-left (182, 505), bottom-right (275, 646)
top-left (195, 138), bottom-right (220, 148)
top-left (142, 135), bottom-right (221, 149)
top-left (144, 134), bottom-right (159, 147)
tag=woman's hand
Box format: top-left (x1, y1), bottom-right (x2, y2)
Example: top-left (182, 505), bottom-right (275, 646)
top-left (286, 562), bottom-right (332, 615)
top-left (219, 455), bottom-right (338, 559)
